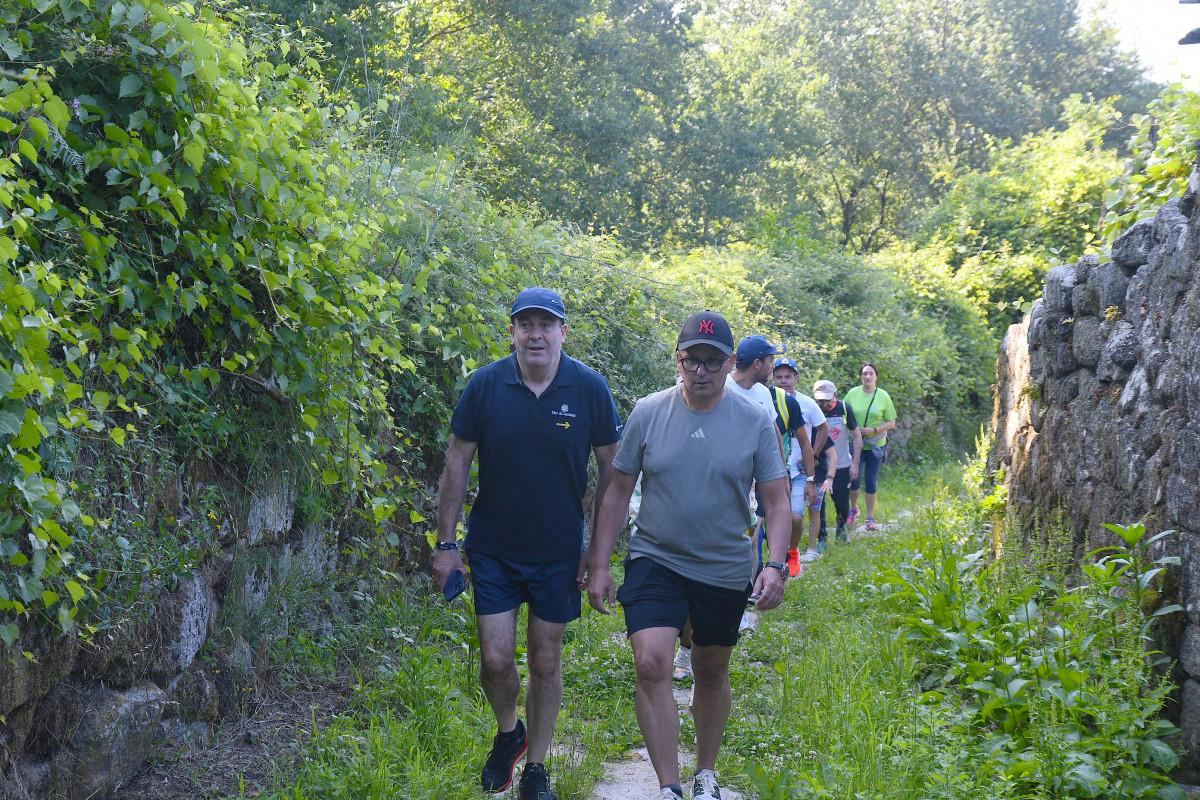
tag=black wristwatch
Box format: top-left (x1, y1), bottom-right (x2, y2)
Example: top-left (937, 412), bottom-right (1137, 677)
top-left (434, 541), bottom-right (461, 551)
top-left (764, 560), bottom-right (788, 578)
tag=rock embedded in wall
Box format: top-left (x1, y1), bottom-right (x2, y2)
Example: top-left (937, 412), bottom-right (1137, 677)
top-left (244, 460), bottom-right (299, 546)
top-left (48, 682), bottom-right (166, 800)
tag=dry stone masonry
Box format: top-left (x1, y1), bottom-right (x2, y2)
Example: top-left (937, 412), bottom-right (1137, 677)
top-left (0, 451), bottom-right (344, 800)
top-left (992, 164), bottom-right (1200, 764)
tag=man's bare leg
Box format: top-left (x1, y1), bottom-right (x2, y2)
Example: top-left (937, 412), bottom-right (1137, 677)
top-left (691, 643), bottom-right (735, 772)
top-left (477, 610), bottom-right (521, 732)
top-left (525, 613), bottom-right (568, 762)
top-left (788, 512), bottom-right (805, 552)
top-left (630, 626), bottom-right (683, 788)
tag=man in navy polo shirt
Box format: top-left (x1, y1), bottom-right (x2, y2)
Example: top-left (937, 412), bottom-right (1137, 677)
top-left (433, 287), bottom-right (622, 800)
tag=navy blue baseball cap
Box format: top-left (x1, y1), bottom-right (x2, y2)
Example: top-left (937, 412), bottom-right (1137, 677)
top-left (677, 311), bottom-right (735, 355)
top-left (773, 356), bottom-right (798, 373)
top-left (511, 287), bottom-right (566, 320)
top-left (736, 335), bottom-right (786, 362)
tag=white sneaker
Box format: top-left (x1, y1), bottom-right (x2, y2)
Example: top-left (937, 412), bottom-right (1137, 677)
top-left (799, 549), bottom-right (820, 562)
top-left (657, 788), bottom-right (683, 800)
top-left (672, 646), bottom-right (692, 680)
top-left (738, 611), bottom-right (756, 631)
top-left (692, 769), bottom-right (722, 800)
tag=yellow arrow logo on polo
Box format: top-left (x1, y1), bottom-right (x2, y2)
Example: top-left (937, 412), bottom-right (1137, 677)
top-left (556, 421), bottom-right (571, 429)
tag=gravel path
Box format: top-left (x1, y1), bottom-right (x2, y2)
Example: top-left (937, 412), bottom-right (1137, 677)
top-left (587, 684), bottom-right (745, 800)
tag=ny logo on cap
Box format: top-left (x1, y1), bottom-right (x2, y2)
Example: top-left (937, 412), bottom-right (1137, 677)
top-left (699, 319), bottom-right (715, 335)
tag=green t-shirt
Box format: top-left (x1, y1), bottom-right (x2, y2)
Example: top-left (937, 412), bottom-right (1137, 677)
top-left (843, 385), bottom-right (896, 450)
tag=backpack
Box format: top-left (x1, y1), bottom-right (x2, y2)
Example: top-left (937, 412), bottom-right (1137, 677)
top-left (771, 387), bottom-right (791, 461)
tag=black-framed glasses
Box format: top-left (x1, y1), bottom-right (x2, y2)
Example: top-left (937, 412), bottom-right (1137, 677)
top-left (679, 355), bottom-right (727, 373)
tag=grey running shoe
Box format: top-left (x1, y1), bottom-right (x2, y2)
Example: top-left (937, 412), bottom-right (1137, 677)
top-left (693, 769), bottom-right (722, 800)
top-left (673, 646), bottom-right (692, 680)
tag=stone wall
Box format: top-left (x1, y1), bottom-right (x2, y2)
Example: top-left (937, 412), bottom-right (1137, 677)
top-left (0, 447), bottom-right (360, 800)
top-left (991, 166), bottom-right (1200, 764)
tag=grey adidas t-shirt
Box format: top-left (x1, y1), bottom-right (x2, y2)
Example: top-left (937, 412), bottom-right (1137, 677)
top-left (613, 384), bottom-right (788, 590)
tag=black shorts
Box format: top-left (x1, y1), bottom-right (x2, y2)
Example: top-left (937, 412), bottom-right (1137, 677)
top-left (616, 556), bottom-right (752, 647)
top-left (468, 551), bottom-right (582, 624)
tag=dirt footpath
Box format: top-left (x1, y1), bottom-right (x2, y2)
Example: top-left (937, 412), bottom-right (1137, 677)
top-left (587, 686), bottom-right (744, 800)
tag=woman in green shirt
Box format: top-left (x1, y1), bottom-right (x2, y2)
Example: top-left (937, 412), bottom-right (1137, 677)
top-left (842, 363), bottom-right (897, 532)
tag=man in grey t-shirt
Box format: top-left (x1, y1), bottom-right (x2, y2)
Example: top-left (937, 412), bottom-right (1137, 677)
top-left (577, 311), bottom-right (791, 800)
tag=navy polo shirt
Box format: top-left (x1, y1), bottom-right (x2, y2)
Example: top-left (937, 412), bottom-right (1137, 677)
top-left (450, 353), bottom-right (623, 562)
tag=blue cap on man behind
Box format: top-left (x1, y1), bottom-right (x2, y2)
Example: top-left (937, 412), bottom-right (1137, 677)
top-left (773, 356), bottom-right (798, 373)
top-left (511, 287), bottom-right (566, 320)
top-left (736, 335), bottom-right (786, 363)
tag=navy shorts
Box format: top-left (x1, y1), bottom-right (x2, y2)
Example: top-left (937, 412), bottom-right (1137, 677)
top-left (617, 556), bottom-right (751, 648)
top-left (468, 551), bottom-right (582, 624)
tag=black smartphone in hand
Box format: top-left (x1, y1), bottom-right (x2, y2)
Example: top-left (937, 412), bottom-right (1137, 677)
top-left (443, 569), bottom-right (467, 602)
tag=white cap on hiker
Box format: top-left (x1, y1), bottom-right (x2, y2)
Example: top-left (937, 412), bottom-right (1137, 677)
top-left (813, 380), bottom-right (837, 400)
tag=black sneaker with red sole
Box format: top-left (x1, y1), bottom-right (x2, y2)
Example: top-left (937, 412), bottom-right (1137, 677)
top-left (481, 719), bottom-right (527, 793)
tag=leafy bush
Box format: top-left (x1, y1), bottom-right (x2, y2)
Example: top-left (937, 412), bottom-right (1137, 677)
top-left (1104, 83), bottom-right (1200, 242)
top-left (881, 519), bottom-right (1184, 799)
top-left (0, 0), bottom-right (431, 643)
top-left (0, 0), bottom-right (679, 648)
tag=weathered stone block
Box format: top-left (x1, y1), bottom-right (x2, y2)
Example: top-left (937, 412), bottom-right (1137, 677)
top-left (24, 682), bottom-right (85, 758)
top-left (1044, 264), bottom-right (1077, 314)
top-left (161, 570), bottom-right (218, 673)
top-left (1111, 218), bottom-right (1156, 268)
top-left (1183, 624), bottom-right (1200, 678)
top-left (1044, 374), bottom-right (1079, 407)
top-left (1155, 198), bottom-right (1190, 254)
top-left (1182, 679), bottom-right (1200, 756)
top-left (1027, 299), bottom-right (1046, 351)
top-left (1097, 320), bottom-right (1137, 382)
top-left (1166, 432), bottom-right (1200, 532)
top-left (49, 681), bottom-right (166, 800)
top-left (0, 756), bottom-right (51, 800)
top-left (1094, 261), bottom-right (1136, 314)
top-left (1071, 316), bottom-right (1103, 367)
top-left (0, 699), bottom-right (37, 775)
top-left (1071, 281), bottom-right (1099, 318)
top-left (0, 629), bottom-right (78, 718)
top-left (166, 662), bottom-right (219, 723)
top-left (245, 463), bottom-right (299, 546)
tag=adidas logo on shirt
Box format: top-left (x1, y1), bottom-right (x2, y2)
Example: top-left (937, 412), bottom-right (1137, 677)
top-left (690, 428), bottom-right (706, 439)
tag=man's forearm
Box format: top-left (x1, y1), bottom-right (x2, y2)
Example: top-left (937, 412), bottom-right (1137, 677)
top-left (799, 431), bottom-right (814, 477)
top-left (591, 469), bottom-right (610, 536)
top-left (764, 497), bottom-right (791, 563)
top-left (587, 489), bottom-right (630, 569)
top-left (436, 458), bottom-right (471, 543)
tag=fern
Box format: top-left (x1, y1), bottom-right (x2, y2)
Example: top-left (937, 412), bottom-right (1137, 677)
top-left (0, 109), bottom-right (85, 173)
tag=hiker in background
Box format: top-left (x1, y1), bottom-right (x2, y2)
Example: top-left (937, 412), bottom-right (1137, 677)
top-left (728, 342), bottom-right (813, 577)
top-left (812, 380), bottom-right (861, 543)
top-left (772, 357), bottom-right (827, 571)
top-left (799, 421), bottom-right (836, 562)
top-left (579, 310), bottom-right (791, 800)
top-left (843, 362), bottom-right (897, 533)
top-left (433, 288), bottom-right (623, 800)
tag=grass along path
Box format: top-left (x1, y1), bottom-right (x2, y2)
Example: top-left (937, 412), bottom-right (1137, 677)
top-left (233, 462), bottom-right (1184, 800)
